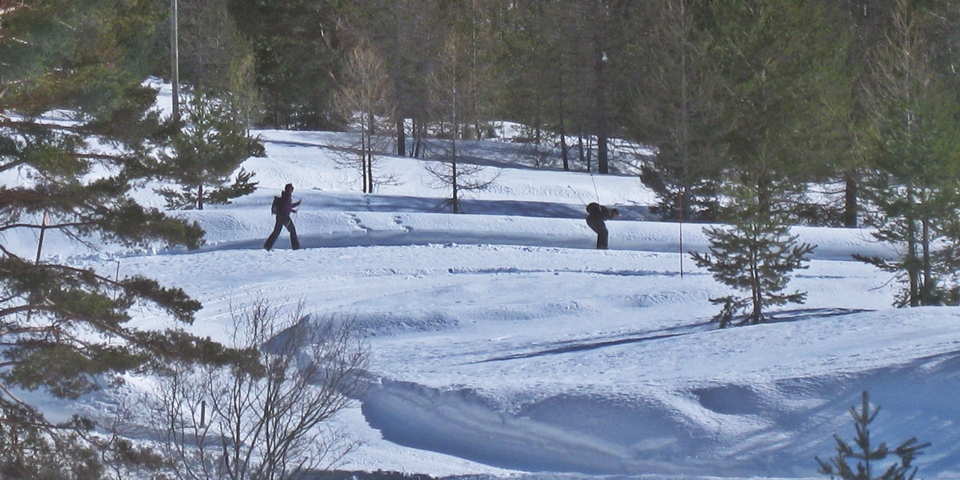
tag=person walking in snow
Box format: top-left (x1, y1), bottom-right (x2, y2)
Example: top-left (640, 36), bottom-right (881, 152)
top-left (586, 202), bottom-right (618, 250)
top-left (264, 183), bottom-right (302, 250)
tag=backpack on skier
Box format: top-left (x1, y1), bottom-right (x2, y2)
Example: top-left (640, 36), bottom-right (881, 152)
top-left (270, 196), bottom-right (281, 215)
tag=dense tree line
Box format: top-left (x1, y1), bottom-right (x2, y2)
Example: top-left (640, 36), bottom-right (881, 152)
top-left (174, 0), bottom-right (960, 310)
top-left (165, 0), bottom-right (960, 313)
top-left (170, 2), bottom-right (951, 206)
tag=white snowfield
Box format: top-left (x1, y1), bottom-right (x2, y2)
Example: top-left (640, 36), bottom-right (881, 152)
top-left (9, 109), bottom-right (960, 479)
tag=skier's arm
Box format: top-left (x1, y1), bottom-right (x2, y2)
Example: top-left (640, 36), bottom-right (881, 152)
top-left (599, 205), bottom-right (612, 220)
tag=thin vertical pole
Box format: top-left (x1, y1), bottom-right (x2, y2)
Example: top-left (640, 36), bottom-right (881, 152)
top-left (679, 192), bottom-right (684, 278)
top-left (171, 0), bottom-right (180, 120)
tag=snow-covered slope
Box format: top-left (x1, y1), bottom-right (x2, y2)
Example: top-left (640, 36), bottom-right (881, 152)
top-left (11, 94), bottom-right (960, 479)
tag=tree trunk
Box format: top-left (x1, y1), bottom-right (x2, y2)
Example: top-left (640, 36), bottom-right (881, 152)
top-left (361, 130), bottom-right (369, 194)
top-left (578, 133), bottom-right (587, 171)
top-left (452, 135), bottom-right (460, 213)
top-left (598, 132), bottom-right (609, 174)
top-left (844, 172), bottom-right (859, 228)
top-left (751, 240), bottom-right (762, 324)
top-left (560, 125), bottom-right (569, 172)
top-left (593, 20), bottom-right (609, 175)
top-left (921, 215), bottom-right (934, 304)
top-left (907, 186), bottom-right (920, 307)
top-left (558, 69), bottom-right (569, 171)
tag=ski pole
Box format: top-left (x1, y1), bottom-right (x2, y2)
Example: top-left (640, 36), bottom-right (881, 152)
top-left (567, 185), bottom-right (589, 205)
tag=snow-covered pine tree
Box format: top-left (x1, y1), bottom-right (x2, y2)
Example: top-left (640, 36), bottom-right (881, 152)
top-left (817, 391), bottom-right (929, 480)
top-left (691, 176), bottom-right (815, 327)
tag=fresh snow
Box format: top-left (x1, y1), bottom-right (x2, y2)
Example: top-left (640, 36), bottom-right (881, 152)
top-left (6, 83), bottom-right (960, 479)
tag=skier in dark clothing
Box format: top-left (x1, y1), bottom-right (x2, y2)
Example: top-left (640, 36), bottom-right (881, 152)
top-left (586, 202), bottom-right (619, 250)
top-left (264, 183), bottom-right (301, 250)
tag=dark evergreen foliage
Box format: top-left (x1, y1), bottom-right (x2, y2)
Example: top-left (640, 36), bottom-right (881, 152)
top-left (639, 164), bottom-right (722, 222)
top-left (0, 0), bottom-right (252, 476)
top-left (228, 0), bottom-right (346, 129)
top-left (155, 92), bottom-right (263, 210)
top-left (631, 1), bottom-right (728, 223)
top-left (691, 178), bottom-right (815, 327)
top-left (0, 407), bottom-right (102, 480)
top-left (855, 0), bottom-right (960, 307)
top-left (817, 391), bottom-right (929, 480)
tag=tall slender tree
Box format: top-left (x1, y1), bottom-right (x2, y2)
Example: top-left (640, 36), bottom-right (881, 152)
top-left (334, 39), bottom-right (397, 193)
top-left (632, 0), bottom-right (727, 222)
top-left (425, 35), bottom-right (498, 213)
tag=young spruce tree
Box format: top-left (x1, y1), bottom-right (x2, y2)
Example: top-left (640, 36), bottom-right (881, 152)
top-left (0, 0), bottom-right (244, 476)
top-left (689, 0), bottom-right (841, 327)
top-left (692, 176), bottom-right (815, 327)
top-left (156, 92), bottom-right (263, 210)
top-left (817, 391), bottom-right (929, 480)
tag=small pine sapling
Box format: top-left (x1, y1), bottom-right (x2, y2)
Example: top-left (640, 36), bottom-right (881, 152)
top-left (156, 92), bottom-right (264, 210)
top-left (691, 179), bottom-right (815, 327)
top-left (816, 391), bottom-right (929, 480)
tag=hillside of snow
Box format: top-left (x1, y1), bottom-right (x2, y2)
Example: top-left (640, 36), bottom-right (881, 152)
top-left (7, 85), bottom-right (960, 479)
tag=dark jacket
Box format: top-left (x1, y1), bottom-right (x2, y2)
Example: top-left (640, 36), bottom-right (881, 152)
top-left (586, 202), bottom-right (615, 222)
top-left (276, 191), bottom-right (301, 217)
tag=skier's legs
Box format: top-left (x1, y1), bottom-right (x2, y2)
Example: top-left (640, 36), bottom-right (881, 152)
top-left (587, 217), bottom-right (608, 249)
top-left (597, 227), bottom-right (609, 249)
top-left (264, 216), bottom-right (285, 250)
top-left (285, 219), bottom-right (300, 250)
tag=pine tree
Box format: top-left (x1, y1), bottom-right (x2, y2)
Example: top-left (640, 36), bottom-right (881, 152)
top-left (707, 0), bottom-right (853, 213)
top-left (631, 0), bottom-right (727, 222)
top-left (177, 0), bottom-right (255, 94)
top-left (156, 92), bottom-right (264, 210)
top-left (228, 0), bottom-right (345, 129)
top-left (686, 0), bottom-right (844, 327)
top-left (691, 176), bottom-right (815, 327)
top-left (0, 0), bottom-right (245, 475)
top-left (855, 0), bottom-right (960, 307)
top-left (817, 391), bottom-right (929, 480)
